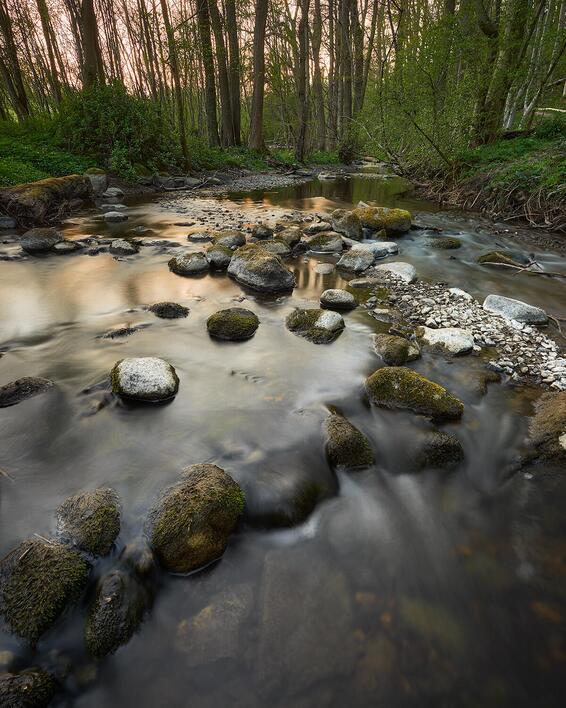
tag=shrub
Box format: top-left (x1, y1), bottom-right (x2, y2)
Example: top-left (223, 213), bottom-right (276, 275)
top-left (534, 114), bottom-right (566, 141)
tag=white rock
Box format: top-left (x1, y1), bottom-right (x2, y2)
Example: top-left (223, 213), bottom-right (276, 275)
top-left (448, 287), bottom-right (473, 301)
top-left (373, 261), bottom-right (417, 283)
top-left (320, 289), bottom-right (356, 310)
top-left (483, 294), bottom-right (548, 324)
top-left (351, 241), bottom-right (398, 259)
top-left (418, 326), bottom-right (475, 355)
top-left (315, 310), bottom-right (345, 332)
top-left (111, 357), bottom-right (179, 402)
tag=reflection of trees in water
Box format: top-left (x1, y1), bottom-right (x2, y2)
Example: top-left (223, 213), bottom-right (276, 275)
top-left (292, 258), bottom-right (347, 294)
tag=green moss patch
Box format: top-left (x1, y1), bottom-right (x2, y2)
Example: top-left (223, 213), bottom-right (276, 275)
top-left (323, 414), bottom-right (375, 470)
top-left (206, 307), bottom-right (259, 341)
top-left (57, 488), bottom-right (120, 556)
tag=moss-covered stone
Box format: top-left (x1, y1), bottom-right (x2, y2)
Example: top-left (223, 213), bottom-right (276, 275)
top-left (146, 464), bottom-right (245, 573)
top-left (415, 431), bottom-right (464, 470)
top-left (260, 239), bottom-right (291, 257)
top-left (352, 206), bottom-right (412, 235)
top-left (372, 333), bottom-right (420, 366)
top-left (304, 232), bottom-right (343, 252)
top-left (0, 668), bottom-right (57, 707)
top-left (213, 230), bottom-right (246, 249)
top-left (0, 377), bottom-right (54, 408)
top-left (477, 251), bottom-right (522, 267)
top-left (168, 252), bottom-right (209, 276)
top-left (148, 302), bottom-right (189, 319)
top-left (331, 209), bottom-right (363, 240)
top-left (323, 413), bottom-right (375, 470)
top-left (426, 237), bottom-right (462, 249)
top-left (365, 367), bottom-right (464, 421)
top-left (85, 570), bottom-right (149, 659)
top-left (526, 391), bottom-right (566, 467)
top-left (277, 227), bottom-right (302, 246)
top-left (206, 307), bottom-right (259, 341)
top-left (57, 488), bottom-right (120, 556)
top-left (227, 243), bottom-right (295, 292)
top-left (206, 243), bottom-right (233, 270)
top-left (0, 538), bottom-right (90, 643)
top-left (285, 308), bottom-right (344, 344)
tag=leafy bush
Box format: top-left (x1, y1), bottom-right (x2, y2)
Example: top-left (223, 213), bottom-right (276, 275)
top-left (534, 114), bottom-right (566, 140)
top-left (338, 130), bottom-right (362, 164)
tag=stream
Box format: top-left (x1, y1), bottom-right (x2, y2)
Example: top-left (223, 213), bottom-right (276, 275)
top-left (1, 173), bottom-right (565, 707)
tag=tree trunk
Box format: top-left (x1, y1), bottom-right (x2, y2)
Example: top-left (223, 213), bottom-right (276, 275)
top-left (249, 0), bottom-right (269, 151)
top-left (311, 0), bottom-right (326, 150)
top-left (225, 0), bottom-right (241, 145)
top-left (81, 0), bottom-right (104, 87)
top-left (0, 0), bottom-right (31, 119)
top-left (195, 0), bottom-right (220, 146)
top-left (295, 0), bottom-right (310, 161)
top-left (208, 0), bottom-right (234, 145)
top-left (35, 0), bottom-right (62, 105)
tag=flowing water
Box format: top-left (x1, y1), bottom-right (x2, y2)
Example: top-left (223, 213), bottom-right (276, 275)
top-left (1, 174), bottom-right (565, 707)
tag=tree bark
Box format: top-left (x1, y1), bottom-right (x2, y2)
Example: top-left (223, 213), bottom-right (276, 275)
top-left (208, 0), bottom-right (234, 145)
top-left (295, 0), bottom-right (310, 161)
top-left (249, 0), bottom-right (269, 151)
top-left (225, 0), bottom-right (241, 145)
top-left (81, 0), bottom-right (104, 87)
top-left (196, 0), bottom-right (220, 146)
top-left (0, 0), bottom-right (31, 119)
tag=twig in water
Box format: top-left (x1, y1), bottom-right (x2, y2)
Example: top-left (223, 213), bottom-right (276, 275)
top-left (0, 467), bottom-right (15, 482)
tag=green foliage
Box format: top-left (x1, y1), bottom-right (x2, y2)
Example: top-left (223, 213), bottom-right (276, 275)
top-left (534, 114), bottom-right (566, 140)
top-left (338, 130), bottom-right (362, 164)
top-left (309, 150), bottom-right (340, 165)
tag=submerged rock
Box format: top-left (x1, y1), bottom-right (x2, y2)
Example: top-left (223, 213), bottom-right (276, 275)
top-left (477, 251), bottom-right (522, 267)
top-left (85, 570), bottom-right (149, 658)
top-left (373, 261), bottom-right (417, 283)
top-left (0, 538), bottom-right (90, 642)
top-left (323, 413), bottom-right (374, 470)
top-left (102, 187), bottom-right (124, 199)
top-left (336, 248), bottom-right (374, 273)
top-left (213, 230), bottom-right (246, 249)
top-left (20, 228), bottom-right (62, 254)
top-left (286, 308), bottom-right (345, 344)
top-left (365, 367), bottom-right (464, 421)
top-left (352, 206), bottom-right (412, 235)
top-left (57, 488), bottom-right (120, 556)
top-left (0, 668), bottom-right (57, 707)
top-left (168, 252), bottom-right (209, 276)
top-left (110, 239), bottom-right (139, 256)
top-left (227, 243), bottom-right (295, 293)
top-left (320, 288), bottom-right (356, 311)
top-left (206, 243), bottom-right (233, 269)
top-left (483, 294), bottom-right (548, 324)
top-left (148, 302), bottom-right (189, 319)
top-left (415, 431), bottom-right (464, 470)
top-left (207, 307), bottom-right (259, 341)
top-left (53, 239), bottom-right (82, 254)
top-left (0, 377), bottom-right (54, 408)
top-left (187, 231), bottom-right (213, 242)
top-left (104, 211), bottom-right (128, 223)
top-left (417, 326), bottom-right (474, 356)
top-left (426, 236), bottom-right (462, 249)
top-left (525, 391), bottom-right (566, 467)
top-left (111, 357), bottom-right (179, 402)
top-left (331, 209), bottom-right (362, 240)
top-left (372, 333), bottom-right (420, 366)
top-left (146, 464), bottom-right (245, 573)
top-left (304, 232), bottom-right (343, 253)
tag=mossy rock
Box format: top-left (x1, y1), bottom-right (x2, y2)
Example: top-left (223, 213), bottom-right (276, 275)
top-left (0, 538), bottom-right (90, 643)
top-left (206, 243), bottom-right (233, 270)
top-left (352, 206), bottom-right (412, 235)
top-left (146, 464), bottom-right (245, 573)
top-left (477, 251), bottom-right (522, 267)
top-left (168, 252), bottom-right (209, 276)
top-left (206, 307), bottom-right (259, 341)
top-left (261, 239), bottom-right (291, 257)
top-left (213, 230), bottom-right (246, 249)
top-left (323, 413), bottom-right (375, 470)
top-left (0, 668), bottom-right (57, 707)
top-left (426, 237), bottom-right (462, 249)
top-left (85, 570), bottom-right (149, 659)
top-left (56, 488), bottom-right (120, 556)
top-left (277, 227), bottom-right (302, 246)
top-left (372, 333), bottom-right (420, 366)
top-left (227, 243), bottom-right (295, 292)
top-left (365, 367), bottom-right (464, 421)
top-left (304, 232), bottom-right (343, 252)
top-left (0, 377), bottom-right (54, 408)
top-left (286, 308), bottom-right (344, 344)
top-left (525, 391), bottom-right (566, 467)
top-left (148, 302), bottom-right (189, 319)
top-left (85, 167), bottom-right (106, 175)
top-left (331, 210), bottom-right (363, 240)
top-left (251, 224), bottom-right (274, 239)
top-left (415, 431), bottom-right (464, 470)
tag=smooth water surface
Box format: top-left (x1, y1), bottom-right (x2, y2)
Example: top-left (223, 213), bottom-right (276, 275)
top-left (1, 175), bottom-right (565, 707)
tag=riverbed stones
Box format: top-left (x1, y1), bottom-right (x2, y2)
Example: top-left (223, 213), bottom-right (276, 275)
top-left (206, 243), bottom-right (233, 269)
top-left (415, 431), bottom-right (464, 470)
top-left (483, 294), bottom-right (548, 324)
top-left (227, 243), bottom-right (295, 292)
top-left (146, 464), bottom-right (245, 573)
top-left (373, 261), bottom-right (417, 283)
top-left (417, 326), bottom-right (474, 355)
top-left (277, 226), bottom-right (302, 246)
top-left (207, 307), bottom-right (259, 341)
top-left (304, 232), bottom-right (343, 252)
top-left (111, 357), bottom-right (179, 402)
top-left (252, 224), bottom-right (274, 240)
top-left (21, 227), bottom-right (62, 254)
top-left (110, 239), bottom-right (139, 256)
top-left (372, 333), bottom-right (420, 365)
top-left (0, 668), bottom-right (57, 707)
top-left (286, 308), bottom-right (345, 344)
top-left (0, 537), bottom-right (90, 642)
top-left (104, 211), bottom-right (128, 223)
top-left (320, 288), bottom-right (356, 310)
top-left (303, 221), bottom-right (331, 235)
top-left (365, 367), bottom-right (464, 421)
top-left (187, 231), bottom-right (213, 242)
top-left (348, 276), bottom-right (383, 289)
top-left (351, 241), bottom-right (399, 259)
top-left (148, 301), bottom-right (189, 319)
top-left (525, 391), bottom-right (566, 467)
top-left (213, 230), bottom-right (246, 249)
top-left (53, 239), bottom-right (82, 254)
top-left (168, 252), bottom-right (209, 276)
top-left (352, 206), bottom-right (412, 235)
top-left (85, 570), bottom-right (148, 658)
top-left (57, 488), bottom-right (120, 556)
top-left (331, 209), bottom-right (363, 240)
top-left (337, 248), bottom-right (375, 273)
top-left (261, 239), bottom-right (291, 257)
top-left (102, 187), bottom-right (124, 199)
top-left (323, 413), bottom-right (374, 470)
top-left (0, 377), bottom-right (55, 408)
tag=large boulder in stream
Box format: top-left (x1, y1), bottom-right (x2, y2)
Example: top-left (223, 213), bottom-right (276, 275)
top-left (168, 252), bottom-right (209, 276)
top-left (365, 367), bottom-right (464, 421)
top-left (0, 668), bottom-right (57, 707)
top-left (111, 357), bottom-right (179, 402)
top-left (227, 243), bottom-right (295, 293)
top-left (85, 569), bottom-right (149, 658)
top-left (416, 326), bottom-right (474, 356)
top-left (206, 243), bottom-right (233, 269)
top-left (0, 537), bottom-right (90, 642)
top-left (146, 464), bottom-right (245, 573)
top-left (20, 228), bottom-right (62, 254)
top-left (337, 248), bottom-right (375, 273)
top-left (524, 391), bottom-right (566, 467)
top-left (0, 377), bottom-right (54, 408)
top-left (352, 206), bottom-right (412, 235)
top-left (207, 307), bottom-right (259, 341)
top-left (330, 209), bottom-right (363, 240)
top-left (372, 333), bottom-right (420, 366)
top-left (286, 308), bottom-right (344, 344)
top-left (213, 230), bottom-right (246, 249)
top-left (323, 413), bottom-right (375, 470)
top-left (483, 294), bottom-right (548, 324)
top-left (304, 232), bottom-right (343, 252)
top-left (320, 288), bottom-right (356, 311)
top-left (57, 488), bottom-right (120, 556)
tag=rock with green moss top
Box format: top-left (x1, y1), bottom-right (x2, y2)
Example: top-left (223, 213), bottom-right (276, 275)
top-left (525, 391), bottom-right (566, 467)
top-left (477, 251), bottom-right (522, 267)
top-left (304, 232), bottom-right (343, 252)
top-left (207, 307), bottom-right (259, 341)
top-left (414, 431), bottom-right (464, 470)
top-left (372, 333), bottom-right (420, 366)
top-left (426, 237), bottom-right (462, 249)
top-left (57, 488), bottom-right (120, 556)
top-left (213, 230), bottom-right (246, 249)
top-left (148, 302), bottom-right (189, 319)
top-left (0, 537), bottom-right (90, 643)
top-left (252, 224), bottom-right (273, 240)
top-left (0, 667), bottom-right (57, 707)
top-left (206, 243), bottom-right (233, 269)
top-left (261, 239), bottom-right (291, 257)
top-left (227, 243), bottom-right (295, 292)
top-left (323, 413), bottom-right (374, 470)
top-left (277, 227), bottom-right (302, 246)
top-left (168, 252), bottom-right (209, 276)
top-left (85, 570), bottom-right (149, 659)
top-left (352, 206), bottom-right (412, 235)
top-left (146, 464), bottom-right (245, 573)
top-left (331, 209), bottom-right (363, 240)
top-left (111, 357), bottom-right (179, 402)
top-left (365, 367), bottom-right (464, 421)
top-left (286, 308), bottom-right (344, 344)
